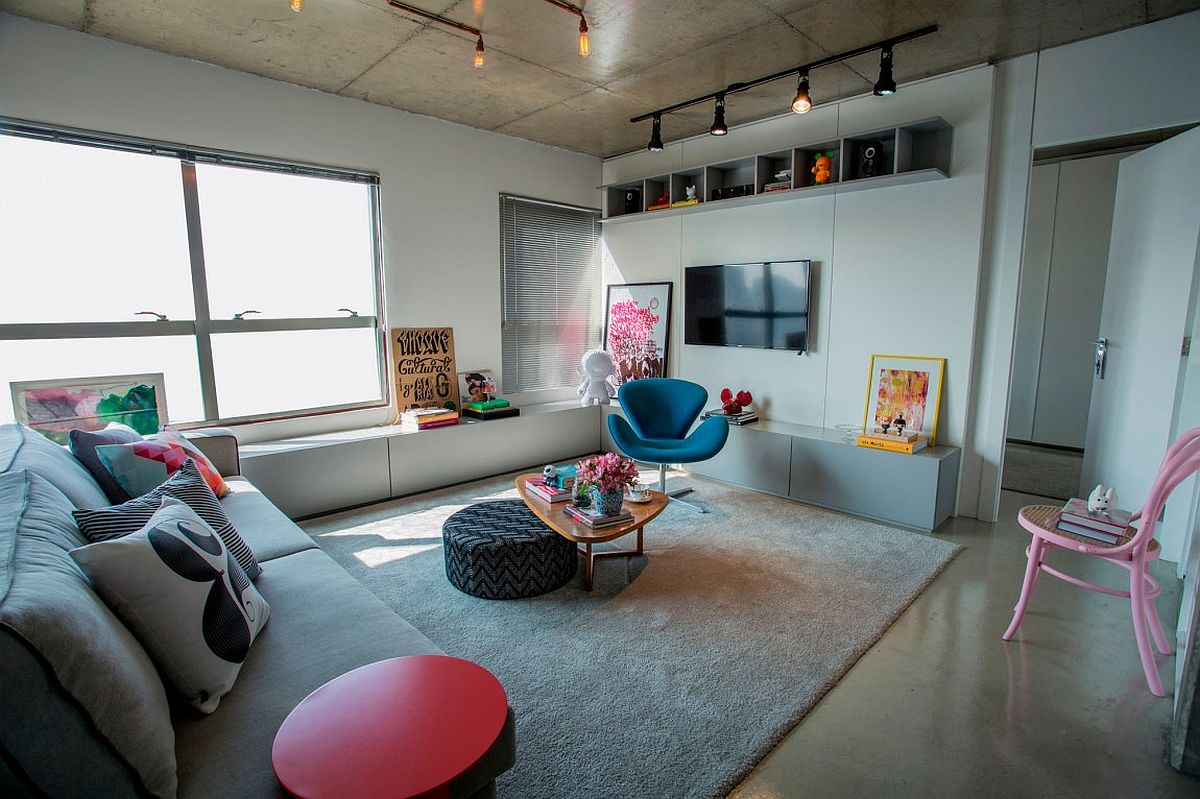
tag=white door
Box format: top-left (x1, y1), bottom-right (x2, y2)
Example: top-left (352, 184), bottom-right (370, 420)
top-left (1081, 127), bottom-right (1200, 564)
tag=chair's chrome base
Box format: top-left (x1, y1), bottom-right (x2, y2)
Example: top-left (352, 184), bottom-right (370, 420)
top-left (657, 465), bottom-right (708, 513)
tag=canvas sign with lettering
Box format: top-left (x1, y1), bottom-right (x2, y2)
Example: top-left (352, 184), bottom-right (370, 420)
top-left (390, 327), bottom-right (460, 413)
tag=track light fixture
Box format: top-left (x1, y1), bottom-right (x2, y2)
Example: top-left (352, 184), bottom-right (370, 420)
top-left (873, 46), bottom-right (897, 96)
top-left (629, 25), bottom-right (935, 138)
top-left (386, 1), bottom-right (485, 68)
top-left (710, 95), bottom-right (728, 136)
top-left (790, 72), bottom-right (812, 114)
top-left (542, 0), bottom-right (591, 58)
top-left (647, 114), bottom-right (664, 152)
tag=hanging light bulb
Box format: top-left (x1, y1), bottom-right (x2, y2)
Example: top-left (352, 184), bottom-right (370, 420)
top-left (290, 0), bottom-right (303, 11)
top-left (578, 16), bottom-right (590, 57)
top-left (474, 35), bottom-right (485, 68)
top-left (873, 46), bottom-right (897, 96)
top-left (709, 95), bottom-right (728, 136)
top-left (647, 114), bottom-right (664, 152)
top-left (790, 72), bottom-right (812, 114)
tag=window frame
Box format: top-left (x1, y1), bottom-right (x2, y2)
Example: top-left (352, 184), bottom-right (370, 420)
top-left (499, 193), bottom-right (603, 394)
top-left (0, 117), bottom-right (390, 428)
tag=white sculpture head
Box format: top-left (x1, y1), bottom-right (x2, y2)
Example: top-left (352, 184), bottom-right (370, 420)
top-left (578, 349), bottom-right (616, 380)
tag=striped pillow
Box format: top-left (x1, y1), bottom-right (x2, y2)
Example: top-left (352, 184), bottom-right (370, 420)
top-left (73, 459), bottom-right (261, 580)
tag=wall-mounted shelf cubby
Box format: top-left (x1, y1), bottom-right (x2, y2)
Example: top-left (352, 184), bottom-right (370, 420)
top-left (602, 116), bottom-right (952, 223)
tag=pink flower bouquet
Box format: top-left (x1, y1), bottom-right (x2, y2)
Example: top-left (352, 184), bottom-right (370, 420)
top-left (575, 452), bottom-right (640, 494)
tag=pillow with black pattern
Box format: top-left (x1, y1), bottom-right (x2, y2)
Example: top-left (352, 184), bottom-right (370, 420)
top-left (73, 458), bottom-right (261, 580)
top-left (70, 497), bottom-right (270, 714)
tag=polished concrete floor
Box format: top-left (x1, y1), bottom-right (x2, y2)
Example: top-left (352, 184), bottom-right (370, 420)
top-left (729, 490), bottom-right (1199, 798)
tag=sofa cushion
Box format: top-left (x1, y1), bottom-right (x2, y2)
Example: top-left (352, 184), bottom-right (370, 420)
top-left (172, 547), bottom-right (441, 798)
top-left (0, 470), bottom-right (177, 798)
top-left (96, 428), bottom-right (229, 499)
top-left (71, 498), bottom-right (270, 714)
top-left (68, 422), bottom-right (143, 504)
top-left (0, 423), bottom-right (110, 510)
top-left (73, 459), bottom-right (262, 580)
top-left (220, 477), bottom-right (319, 562)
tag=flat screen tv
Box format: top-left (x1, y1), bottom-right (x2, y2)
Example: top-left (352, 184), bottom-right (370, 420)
top-left (684, 260), bottom-right (811, 352)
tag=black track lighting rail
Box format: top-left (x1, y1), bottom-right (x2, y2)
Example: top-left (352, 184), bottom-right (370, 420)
top-left (628, 24), bottom-right (938, 124)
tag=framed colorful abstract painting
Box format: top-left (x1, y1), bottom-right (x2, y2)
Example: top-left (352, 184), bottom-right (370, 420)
top-left (10, 373), bottom-right (168, 445)
top-left (861, 355), bottom-right (946, 445)
top-left (603, 282), bottom-right (672, 384)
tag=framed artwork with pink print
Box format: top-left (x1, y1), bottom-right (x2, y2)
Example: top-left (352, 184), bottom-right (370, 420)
top-left (603, 282), bottom-right (672, 384)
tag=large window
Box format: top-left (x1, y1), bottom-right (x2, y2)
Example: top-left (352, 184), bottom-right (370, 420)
top-left (0, 121), bottom-right (386, 426)
top-left (500, 194), bottom-right (602, 393)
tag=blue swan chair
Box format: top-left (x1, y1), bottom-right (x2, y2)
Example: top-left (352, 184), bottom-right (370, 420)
top-left (606, 378), bottom-right (729, 512)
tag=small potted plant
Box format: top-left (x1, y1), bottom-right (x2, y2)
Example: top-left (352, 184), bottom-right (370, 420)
top-left (575, 453), bottom-right (640, 516)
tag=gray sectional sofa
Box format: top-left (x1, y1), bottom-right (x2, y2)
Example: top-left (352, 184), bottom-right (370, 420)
top-left (0, 424), bottom-right (515, 798)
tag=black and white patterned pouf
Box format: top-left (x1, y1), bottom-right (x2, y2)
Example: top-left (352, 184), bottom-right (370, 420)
top-left (442, 500), bottom-right (577, 599)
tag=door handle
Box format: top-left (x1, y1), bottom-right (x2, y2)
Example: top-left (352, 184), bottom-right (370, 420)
top-left (1092, 336), bottom-right (1108, 379)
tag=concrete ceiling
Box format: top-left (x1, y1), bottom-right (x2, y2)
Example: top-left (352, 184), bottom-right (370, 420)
top-left (3, 0), bottom-right (1198, 158)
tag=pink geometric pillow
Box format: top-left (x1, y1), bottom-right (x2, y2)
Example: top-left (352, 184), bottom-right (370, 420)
top-left (95, 428), bottom-right (229, 499)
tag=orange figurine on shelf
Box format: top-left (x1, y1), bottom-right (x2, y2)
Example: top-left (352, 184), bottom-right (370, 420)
top-left (812, 153), bottom-right (833, 184)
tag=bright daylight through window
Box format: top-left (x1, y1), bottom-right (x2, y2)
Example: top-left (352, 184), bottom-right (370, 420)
top-left (0, 125), bottom-right (385, 426)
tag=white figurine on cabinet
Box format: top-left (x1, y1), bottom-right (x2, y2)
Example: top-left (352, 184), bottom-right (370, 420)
top-left (576, 349), bottom-right (617, 406)
top-left (1087, 484), bottom-right (1118, 515)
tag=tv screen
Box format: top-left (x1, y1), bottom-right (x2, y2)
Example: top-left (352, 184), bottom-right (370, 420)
top-left (684, 260), bottom-right (811, 352)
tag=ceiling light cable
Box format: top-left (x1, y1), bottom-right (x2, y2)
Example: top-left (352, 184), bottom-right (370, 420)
top-left (791, 71), bottom-right (812, 114)
top-left (386, 1), bottom-right (486, 68)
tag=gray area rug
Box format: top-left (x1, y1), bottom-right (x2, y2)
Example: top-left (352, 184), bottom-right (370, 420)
top-left (1002, 442), bottom-right (1084, 500)
top-left (301, 471), bottom-right (960, 799)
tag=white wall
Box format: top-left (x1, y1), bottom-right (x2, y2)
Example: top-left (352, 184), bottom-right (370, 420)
top-left (602, 66), bottom-right (994, 514)
top-left (971, 10), bottom-right (1200, 522)
top-left (0, 13), bottom-right (601, 443)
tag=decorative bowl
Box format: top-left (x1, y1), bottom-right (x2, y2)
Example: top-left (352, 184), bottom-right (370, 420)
top-left (834, 423), bottom-right (862, 440)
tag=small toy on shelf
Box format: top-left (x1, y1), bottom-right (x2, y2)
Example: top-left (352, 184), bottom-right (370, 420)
top-left (893, 413), bottom-right (906, 436)
top-left (812, 153), bottom-right (833, 184)
top-left (577, 349), bottom-right (617, 406)
top-left (720, 387), bottom-right (753, 415)
top-left (542, 464), bottom-right (557, 485)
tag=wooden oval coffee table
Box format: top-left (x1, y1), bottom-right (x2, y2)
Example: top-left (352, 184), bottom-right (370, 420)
top-left (272, 655), bottom-right (508, 799)
top-left (516, 474), bottom-right (668, 591)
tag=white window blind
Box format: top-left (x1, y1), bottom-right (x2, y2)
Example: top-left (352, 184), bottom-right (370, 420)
top-left (500, 195), bottom-right (602, 393)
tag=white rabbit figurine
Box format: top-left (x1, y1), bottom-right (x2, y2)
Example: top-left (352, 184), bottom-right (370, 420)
top-left (1087, 484), bottom-right (1118, 515)
top-left (576, 349), bottom-right (617, 407)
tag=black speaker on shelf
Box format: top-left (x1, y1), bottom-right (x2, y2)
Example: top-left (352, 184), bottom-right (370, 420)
top-left (858, 142), bottom-right (881, 178)
top-left (623, 189), bottom-right (641, 214)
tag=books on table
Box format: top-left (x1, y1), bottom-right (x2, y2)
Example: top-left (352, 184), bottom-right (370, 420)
top-left (855, 434), bottom-right (927, 454)
top-left (524, 479), bottom-right (571, 504)
top-left (563, 504), bottom-right (633, 529)
top-left (702, 408), bottom-right (760, 425)
top-left (400, 407), bottom-right (459, 431)
top-left (1055, 497), bottom-right (1132, 543)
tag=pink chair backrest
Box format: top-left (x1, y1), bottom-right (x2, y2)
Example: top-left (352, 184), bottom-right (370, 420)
top-left (1126, 427), bottom-right (1200, 549)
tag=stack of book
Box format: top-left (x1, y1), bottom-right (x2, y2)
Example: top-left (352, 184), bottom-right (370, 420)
top-left (399, 407), bottom-right (459, 431)
top-left (1056, 497), bottom-right (1132, 544)
top-left (762, 180), bottom-right (792, 193)
top-left (855, 429), bottom-right (927, 454)
top-left (524, 478), bottom-right (571, 504)
top-left (462, 398), bottom-right (520, 421)
top-left (563, 504), bottom-right (633, 529)
top-left (703, 408), bottom-right (760, 425)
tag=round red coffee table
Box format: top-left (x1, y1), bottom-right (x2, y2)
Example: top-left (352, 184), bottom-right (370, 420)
top-left (272, 655), bottom-right (508, 799)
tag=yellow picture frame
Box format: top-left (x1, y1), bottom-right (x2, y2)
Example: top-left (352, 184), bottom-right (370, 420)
top-left (861, 354), bottom-right (946, 446)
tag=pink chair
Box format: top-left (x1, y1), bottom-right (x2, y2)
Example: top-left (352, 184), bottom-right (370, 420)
top-left (1002, 427), bottom-right (1200, 696)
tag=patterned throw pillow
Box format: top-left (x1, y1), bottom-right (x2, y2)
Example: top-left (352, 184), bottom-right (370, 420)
top-left (95, 427), bottom-right (228, 499)
top-left (73, 459), bottom-right (261, 580)
top-left (70, 498), bottom-right (270, 714)
top-left (68, 422), bottom-right (143, 504)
